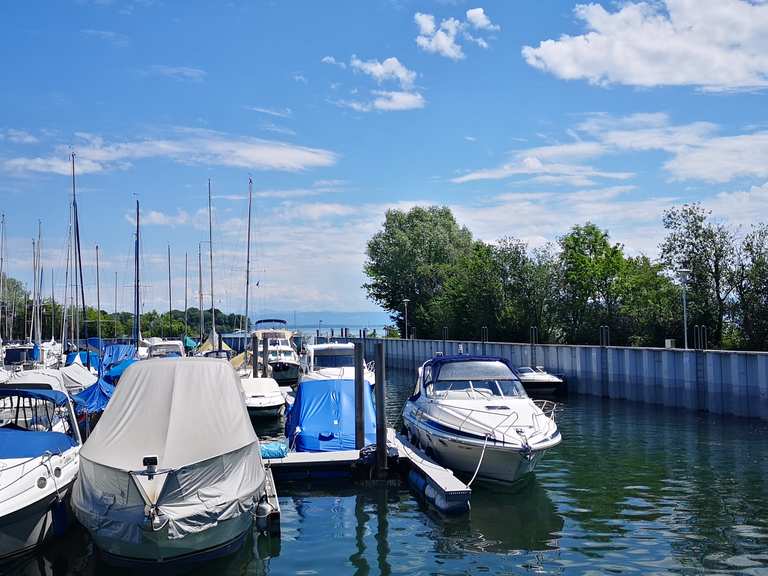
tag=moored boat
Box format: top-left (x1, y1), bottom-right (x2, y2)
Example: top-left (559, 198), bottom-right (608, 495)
top-left (71, 357), bottom-right (266, 565)
top-left (301, 343), bottom-right (375, 385)
top-left (514, 366), bottom-right (566, 396)
top-left (0, 388), bottom-right (82, 560)
top-left (402, 355), bottom-right (561, 484)
top-left (241, 376), bottom-right (286, 418)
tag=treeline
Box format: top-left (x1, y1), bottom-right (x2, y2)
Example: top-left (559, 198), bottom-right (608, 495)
top-left (0, 280), bottom-right (246, 341)
top-left (364, 204), bottom-right (768, 350)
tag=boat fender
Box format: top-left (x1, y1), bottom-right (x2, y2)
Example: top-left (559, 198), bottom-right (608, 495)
top-left (254, 495), bottom-right (274, 533)
top-left (51, 498), bottom-right (70, 536)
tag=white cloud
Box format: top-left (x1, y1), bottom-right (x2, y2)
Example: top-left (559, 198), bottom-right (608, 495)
top-left (522, 0), bottom-right (768, 91)
top-left (245, 106), bottom-right (292, 118)
top-left (371, 90), bottom-right (425, 111)
top-left (1, 128), bottom-right (338, 175)
top-left (145, 65), bottom-right (206, 81)
top-left (293, 73), bottom-right (308, 84)
top-left (321, 56), bottom-right (347, 69)
top-left (707, 181), bottom-right (768, 226)
top-left (415, 8), bottom-right (499, 59)
top-left (465, 8), bottom-right (499, 31)
top-left (415, 15), bottom-right (464, 60)
top-left (260, 123), bottom-right (296, 137)
top-left (1, 129), bottom-right (38, 144)
top-left (350, 56), bottom-right (416, 89)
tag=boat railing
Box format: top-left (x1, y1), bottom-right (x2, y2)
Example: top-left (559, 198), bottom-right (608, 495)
top-left (444, 404), bottom-right (521, 441)
top-left (532, 399), bottom-right (558, 423)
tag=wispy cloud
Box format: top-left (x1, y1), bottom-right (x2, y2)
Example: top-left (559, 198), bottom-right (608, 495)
top-left (0, 129), bottom-right (38, 144)
top-left (331, 55), bottom-right (424, 113)
top-left (144, 65), bottom-right (206, 82)
top-left (125, 209), bottom-right (189, 226)
top-left (1, 127), bottom-right (338, 175)
top-left (415, 7), bottom-right (500, 60)
top-left (321, 56), bottom-right (347, 69)
top-left (245, 106), bottom-right (292, 118)
top-left (81, 28), bottom-right (129, 47)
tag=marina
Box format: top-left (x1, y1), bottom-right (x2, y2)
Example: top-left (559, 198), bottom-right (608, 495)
top-left (3, 365), bottom-right (768, 575)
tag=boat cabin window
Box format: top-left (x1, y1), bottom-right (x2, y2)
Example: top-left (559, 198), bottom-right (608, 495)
top-left (425, 360), bottom-right (527, 399)
top-left (313, 351), bottom-right (355, 368)
top-left (0, 396), bottom-right (72, 435)
top-left (516, 367), bottom-right (535, 374)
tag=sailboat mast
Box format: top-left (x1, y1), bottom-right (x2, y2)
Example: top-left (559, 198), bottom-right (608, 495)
top-left (244, 177), bottom-right (253, 334)
top-left (184, 252), bottom-right (188, 337)
top-left (114, 271), bottom-right (118, 338)
top-left (208, 179), bottom-right (215, 335)
top-left (0, 213), bottom-right (4, 345)
top-left (50, 268), bottom-right (55, 341)
top-left (198, 243), bottom-right (203, 341)
top-left (29, 239), bottom-right (35, 342)
top-left (96, 244), bottom-right (101, 344)
top-left (167, 244), bottom-right (172, 338)
top-left (72, 154), bottom-right (89, 366)
top-left (133, 200), bottom-right (140, 345)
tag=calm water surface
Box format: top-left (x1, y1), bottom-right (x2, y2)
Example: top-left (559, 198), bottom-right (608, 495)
top-left (6, 369), bottom-right (768, 576)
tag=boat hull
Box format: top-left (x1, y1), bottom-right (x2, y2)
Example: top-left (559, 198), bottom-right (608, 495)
top-left (403, 414), bottom-right (548, 484)
top-left (269, 362), bottom-right (300, 385)
top-left (93, 511), bottom-right (253, 566)
top-left (247, 402), bottom-right (285, 418)
top-left (0, 481), bottom-right (73, 560)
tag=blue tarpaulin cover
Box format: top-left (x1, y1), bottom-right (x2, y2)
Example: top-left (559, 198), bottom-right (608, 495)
top-left (101, 344), bottom-right (136, 376)
top-left (0, 429), bottom-right (77, 458)
top-left (285, 379), bottom-right (376, 452)
top-left (73, 378), bottom-right (115, 414)
top-left (104, 358), bottom-right (136, 383)
top-left (66, 351), bottom-right (101, 372)
top-left (261, 441), bottom-right (288, 459)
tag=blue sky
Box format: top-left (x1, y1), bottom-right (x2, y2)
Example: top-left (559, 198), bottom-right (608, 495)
top-left (1, 0), bottom-right (767, 315)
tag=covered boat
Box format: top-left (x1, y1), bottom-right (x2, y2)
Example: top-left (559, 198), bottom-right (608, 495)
top-left (59, 356), bottom-right (98, 395)
top-left (71, 358), bottom-right (266, 565)
top-left (285, 378), bottom-right (376, 452)
top-left (301, 343), bottom-right (375, 385)
top-left (0, 389), bottom-right (81, 560)
top-left (402, 355), bottom-right (561, 484)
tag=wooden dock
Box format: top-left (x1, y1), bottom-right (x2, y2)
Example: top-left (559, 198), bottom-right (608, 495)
top-left (262, 427), bottom-right (471, 514)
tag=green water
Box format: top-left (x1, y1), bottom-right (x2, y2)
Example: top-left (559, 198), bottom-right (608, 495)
top-left (6, 370), bottom-right (768, 575)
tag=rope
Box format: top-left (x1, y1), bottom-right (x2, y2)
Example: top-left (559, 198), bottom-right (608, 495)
top-left (467, 434), bottom-right (490, 487)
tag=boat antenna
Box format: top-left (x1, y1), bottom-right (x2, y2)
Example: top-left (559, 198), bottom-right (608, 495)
top-left (244, 176), bottom-right (253, 334)
top-left (133, 200), bottom-right (140, 346)
top-left (208, 179), bottom-right (215, 338)
top-left (72, 153), bottom-right (90, 368)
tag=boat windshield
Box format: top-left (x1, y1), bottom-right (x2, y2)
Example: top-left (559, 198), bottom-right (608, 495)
top-left (516, 367), bottom-right (535, 374)
top-left (428, 360), bottom-right (526, 398)
top-left (0, 395), bottom-right (72, 434)
top-left (314, 354), bottom-right (355, 368)
top-left (269, 350), bottom-right (295, 361)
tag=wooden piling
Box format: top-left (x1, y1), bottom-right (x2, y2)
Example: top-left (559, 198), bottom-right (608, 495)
top-left (375, 342), bottom-right (387, 477)
top-left (354, 342), bottom-right (365, 450)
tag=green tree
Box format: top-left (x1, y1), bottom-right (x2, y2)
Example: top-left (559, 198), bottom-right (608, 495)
top-left (660, 204), bottom-right (735, 346)
top-left (733, 224), bottom-right (768, 350)
top-left (559, 223), bottom-right (625, 343)
top-left (364, 206), bottom-right (473, 338)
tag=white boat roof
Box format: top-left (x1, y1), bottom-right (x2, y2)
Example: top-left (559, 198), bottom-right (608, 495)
top-left (308, 343), bottom-right (354, 352)
top-left (241, 377), bottom-right (281, 396)
top-left (81, 357), bottom-right (256, 471)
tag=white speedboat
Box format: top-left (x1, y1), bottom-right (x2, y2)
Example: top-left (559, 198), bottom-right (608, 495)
top-left (402, 355), bottom-right (561, 484)
top-left (253, 322), bottom-right (301, 385)
top-left (302, 343), bottom-right (375, 385)
top-left (0, 388), bottom-right (82, 560)
top-left (147, 340), bottom-right (186, 359)
top-left (515, 366), bottom-right (565, 396)
top-left (71, 357), bottom-right (266, 565)
top-left (240, 377), bottom-right (286, 418)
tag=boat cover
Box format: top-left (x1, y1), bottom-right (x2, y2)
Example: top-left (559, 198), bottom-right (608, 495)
top-left (285, 379), bottom-right (376, 452)
top-left (60, 361), bottom-right (98, 394)
top-left (196, 331), bottom-right (232, 353)
top-left (0, 429), bottom-right (77, 458)
top-left (4, 369), bottom-right (68, 395)
top-left (101, 344), bottom-right (136, 373)
top-left (104, 357), bottom-right (136, 383)
top-left (72, 358), bottom-right (264, 541)
top-left (183, 336), bottom-right (198, 350)
top-left (66, 351), bottom-right (101, 372)
top-left (72, 378), bottom-right (115, 414)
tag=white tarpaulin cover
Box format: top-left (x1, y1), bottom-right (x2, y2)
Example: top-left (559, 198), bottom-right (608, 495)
top-left (60, 360), bottom-right (98, 394)
top-left (72, 357), bottom-right (264, 542)
top-left (4, 368), bottom-right (68, 394)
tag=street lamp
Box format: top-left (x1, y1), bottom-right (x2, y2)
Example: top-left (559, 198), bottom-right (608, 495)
top-left (678, 268), bottom-right (691, 349)
top-left (402, 298), bottom-right (410, 340)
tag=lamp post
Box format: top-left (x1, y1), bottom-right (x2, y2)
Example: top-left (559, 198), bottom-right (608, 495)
top-left (402, 298), bottom-right (410, 340)
top-left (679, 268), bottom-right (691, 349)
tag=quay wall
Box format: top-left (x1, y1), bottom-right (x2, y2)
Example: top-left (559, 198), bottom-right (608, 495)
top-left (349, 337), bottom-right (768, 421)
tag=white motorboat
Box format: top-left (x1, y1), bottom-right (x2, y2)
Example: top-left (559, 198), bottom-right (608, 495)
top-left (515, 366), bottom-right (565, 396)
top-left (0, 388), bottom-right (82, 560)
top-left (253, 321), bottom-right (301, 385)
top-left (301, 343), bottom-right (375, 385)
top-left (147, 340), bottom-right (186, 359)
top-left (402, 355), bottom-right (561, 484)
top-left (240, 376), bottom-right (286, 418)
top-left (71, 357), bottom-right (266, 565)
